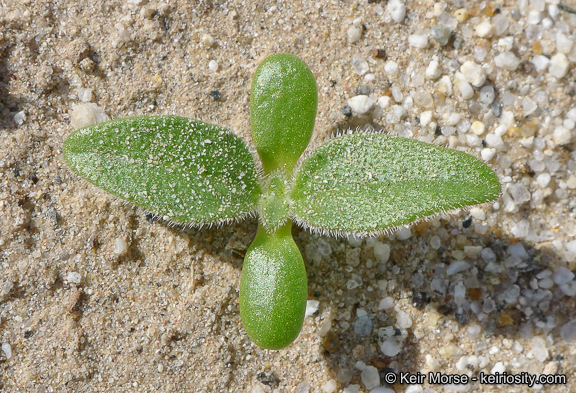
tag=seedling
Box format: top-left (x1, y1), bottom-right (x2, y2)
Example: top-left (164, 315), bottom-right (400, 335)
top-left (63, 54), bottom-right (501, 350)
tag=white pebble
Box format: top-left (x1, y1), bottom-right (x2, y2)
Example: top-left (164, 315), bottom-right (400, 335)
top-left (497, 37), bottom-right (514, 52)
top-left (430, 235), bottom-right (441, 249)
top-left (494, 52), bottom-right (520, 71)
top-left (491, 362), bottom-right (506, 374)
top-left (522, 97), bottom-right (537, 115)
top-left (454, 72), bottom-right (474, 100)
top-left (342, 385), bottom-right (360, 393)
top-left (208, 60), bottom-right (219, 72)
top-left (77, 88), bottom-right (93, 102)
top-left (396, 226), bottom-right (412, 240)
top-left (1, 343), bottom-right (12, 359)
top-left (67, 272), bottom-right (82, 284)
top-left (426, 60), bottom-right (442, 80)
top-left (361, 366), bottom-right (380, 390)
top-left (447, 261), bottom-right (471, 276)
top-left (305, 300), bottom-right (320, 316)
top-left (379, 297), bottom-right (394, 310)
top-left (201, 33), bottom-right (215, 47)
top-left (536, 173), bottom-right (551, 188)
top-left (295, 381), bottom-right (310, 393)
top-left (14, 111), bottom-right (26, 125)
top-left (475, 20), bottom-right (493, 38)
top-left (374, 242), bottom-right (391, 263)
top-left (460, 61), bottom-right (486, 87)
top-left (560, 320), bottom-right (576, 342)
top-left (348, 95), bottom-right (375, 114)
top-left (471, 121), bottom-right (485, 135)
top-left (532, 55), bottom-right (550, 72)
top-left (420, 111), bottom-right (433, 126)
top-left (470, 207), bottom-right (486, 221)
top-left (380, 337), bottom-right (401, 357)
top-left (387, 0), bottom-right (406, 23)
top-left (552, 126), bottom-right (572, 145)
top-left (511, 220), bottom-right (530, 238)
top-left (384, 61), bottom-right (399, 75)
top-left (70, 103), bottom-right (110, 129)
top-left (395, 310), bottom-right (412, 329)
top-left (352, 54), bottom-right (369, 75)
top-left (408, 34), bottom-right (429, 49)
top-left (377, 96), bottom-right (392, 109)
top-left (433, 78), bottom-right (451, 100)
top-left (114, 237), bottom-right (128, 255)
top-left (322, 379), bottom-right (337, 393)
top-left (347, 25), bottom-right (363, 43)
top-left (549, 53), bottom-right (569, 79)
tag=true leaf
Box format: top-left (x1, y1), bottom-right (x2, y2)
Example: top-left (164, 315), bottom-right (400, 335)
top-left (291, 134), bottom-right (501, 236)
top-left (250, 53), bottom-right (318, 174)
top-left (63, 116), bottom-right (261, 225)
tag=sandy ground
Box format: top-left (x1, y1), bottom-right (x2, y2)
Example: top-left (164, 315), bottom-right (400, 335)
top-left (1, 1), bottom-right (576, 392)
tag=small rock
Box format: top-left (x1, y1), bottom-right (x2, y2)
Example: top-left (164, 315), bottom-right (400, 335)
top-left (305, 300), bottom-right (320, 316)
top-left (447, 261), bottom-right (471, 276)
top-left (460, 61), bottom-right (486, 87)
top-left (374, 242), bottom-right (391, 263)
top-left (352, 55), bottom-right (369, 76)
top-left (560, 320), bottom-right (576, 342)
top-left (66, 272), bottom-right (82, 284)
top-left (200, 33), bottom-right (215, 47)
top-left (436, 75), bottom-right (452, 95)
top-left (348, 95), bottom-right (375, 114)
top-left (408, 34), bottom-right (429, 49)
top-left (426, 60), bottom-right (442, 80)
top-left (548, 53), bottom-right (569, 78)
top-left (114, 237), bottom-right (128, 255)
top-left (387, 0), bottom-right (406, 23)
top-left (395, 310), bottom-right (412, 329)
top-left (384, 61), bottom-right (399, 75)
top-left (431, 24), bottom-right (451, 46)
top-left (494, 52), bottom-right (520, 71)
top-left (14, 111), bottom-right (26, 125)
top-left (491, 362), bottom-right (506, 374)
top-left (322, 379), bottom-right (337, 393)
top-left (532, 55), bottom-right (550, 72)
top-left (70, 103), bottom-right (110, 129)
top-left (475, 20), bottom-right (493, 38)
top-left (347, 25), bottom-right (363, 43)
top-left (208, 60), bottom-right (218, 72)
top-left (1, 343), bottom-right (12, 359)
top-left (295, 381), bottom-right (310, 393)
top-left (454, 72), bottom-right (474, 100)
top-left (552, 126), bottom-right (572, 145)
top-left (379, 297), bottom-right (394, 310)
top-left (361, 366), bottom-right (380, 390)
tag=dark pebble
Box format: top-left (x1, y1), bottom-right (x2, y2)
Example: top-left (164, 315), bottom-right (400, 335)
top-left (257, 372), bottom-right (277, 387)
top-left (463, 217), bottom-right (472, 228)
top-left (342, 105), bottom-right (352, 117)
top-left (209, 90), bottom-right (221, 100)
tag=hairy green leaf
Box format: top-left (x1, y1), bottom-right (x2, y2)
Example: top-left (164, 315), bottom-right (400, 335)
top-left (250, 53), bottom-right (318, 174)
top-left (291, 134), bottom-right (501, 236)
top-left (63, 116), bottom-right (261, 225)
top-left (239, 223), bottom-right (307, 350)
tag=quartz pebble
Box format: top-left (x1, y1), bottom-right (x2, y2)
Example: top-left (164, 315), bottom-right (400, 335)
top-left (379, 297), bottom-right (394, 310)
top-left (426, 60), bottom-right (442, 80)
top-left (208, 60), bottom-right (218, 72)
top-left (560, 320), bottom-right (576, 342)
top-left (460, 61), bottom-right (486, 87)
top-left (475, 20), bottom-right (493, 38)
top-left (295, 381), bottom-right (310, 393)
top-left (387, 0), bottom-right (406, 23)
top-left (305, 300), bottom-right (319, 316)
top-left (431, 24), bottom-right (451, 46)
top-left (352, 55), bottom-right (369, 76)
top-left (67, 272), bottom-right (82, 284)
top-left (408, 34), bottom-right (429, 49)
top-left (395, 310), bottom-right (412, 329)
top-left (343, 385), bottom-right (360, 393)
top-left (454, 72), bottom-right (473, 99)
top-left (114, 237), bottom-right (128, 255)
top-left (532, 55), bottom-right (550, 72)
top-left (322, 379), bottom-right (337, 393)
top-left (348, 95), bottom-right (375, 114)
top-left (70, 103), bottom-right (110, 129)
top-left (549, 53), bottom-right (569, 78)
top-left (384, 61), bottom-right (399, 75)
top-left (347, 26), bottom-right (362, 43)
top-left (361, 366), bottom-right (380, 390)
top-left (380, 337), bottom-right (401, 356)
top-left (552, 126), bottom-right (572, 145)
top-left (494, 52), bottom-right (520, 70)
top-left (1, 343), bottom-right (12, 359)
top-left (374, 242), bottom-right (391, 263)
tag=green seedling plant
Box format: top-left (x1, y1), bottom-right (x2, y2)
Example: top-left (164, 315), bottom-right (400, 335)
top-left (63, 54), bottom-right (501, 350)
